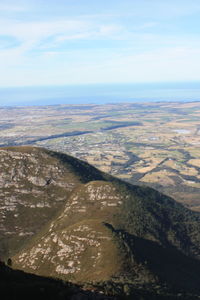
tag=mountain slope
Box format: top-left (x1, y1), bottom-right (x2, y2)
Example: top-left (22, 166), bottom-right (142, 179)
top-left (0, 146), bottom-right (110, 259)
top-left (1, 146), bottom-right (200, 296)
top-left (13, 179), bottom-right (200, 293)
top-left (0, 261), bottom-right (117, 300)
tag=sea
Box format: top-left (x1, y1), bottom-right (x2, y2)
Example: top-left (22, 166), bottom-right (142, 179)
top-left (0, 82), bottom-right (200, 106)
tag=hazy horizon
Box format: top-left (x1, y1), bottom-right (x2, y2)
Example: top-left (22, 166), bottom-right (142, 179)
top-left (0, 81), bottom-right (200, 106)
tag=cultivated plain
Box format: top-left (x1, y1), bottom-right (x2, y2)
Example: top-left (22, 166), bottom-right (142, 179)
top-left (0, 101), bottom-right (200, 210)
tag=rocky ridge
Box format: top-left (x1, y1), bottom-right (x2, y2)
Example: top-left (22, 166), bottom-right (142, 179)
top-left (0, 146), bottom-right (108, 259)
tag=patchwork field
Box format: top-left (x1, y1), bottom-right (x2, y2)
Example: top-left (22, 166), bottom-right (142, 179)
top-left (0, 101), bottom-right (200, 210)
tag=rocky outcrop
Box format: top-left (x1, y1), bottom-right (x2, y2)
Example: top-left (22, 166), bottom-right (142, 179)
top-left (0, 146), bottom-right (107, 259)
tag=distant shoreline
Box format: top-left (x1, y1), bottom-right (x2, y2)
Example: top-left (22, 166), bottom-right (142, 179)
top-left (0, 82), bottom-right (200, 106)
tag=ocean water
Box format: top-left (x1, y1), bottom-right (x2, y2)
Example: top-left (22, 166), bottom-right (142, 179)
top-left (0, 82), bottom-right (200, 106)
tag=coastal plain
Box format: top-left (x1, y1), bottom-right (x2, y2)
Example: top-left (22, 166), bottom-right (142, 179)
top-left (0, 101), bottom-right (200, 211)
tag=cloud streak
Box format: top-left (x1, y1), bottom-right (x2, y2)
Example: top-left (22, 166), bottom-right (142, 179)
top-left (0, 1), bottom-right (200, 86)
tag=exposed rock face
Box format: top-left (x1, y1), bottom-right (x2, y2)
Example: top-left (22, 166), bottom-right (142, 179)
top-left (0, 146), bottom-right (107, 258)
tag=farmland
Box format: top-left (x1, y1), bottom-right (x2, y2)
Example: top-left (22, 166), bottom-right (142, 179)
top-left (0, 101), bottom-right (200, 210)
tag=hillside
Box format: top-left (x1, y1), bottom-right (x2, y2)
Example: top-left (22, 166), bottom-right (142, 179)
top-left (1, 146), bottom-right (200, 297)
top-left (0, 261), bottom-right (117, 300)
top-left (1, 262), bottom-right (195, 300)
top-left (13, 179), bottom-right (200, 293)
top-left (0, 146), bottom-right (110, 259)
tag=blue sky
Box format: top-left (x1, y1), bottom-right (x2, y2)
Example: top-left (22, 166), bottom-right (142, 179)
top-left (1, 0), bottom-right (200, 87)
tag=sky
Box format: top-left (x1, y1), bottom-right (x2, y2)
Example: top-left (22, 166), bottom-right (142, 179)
top-left (1, 0), bottom-right (200, 87)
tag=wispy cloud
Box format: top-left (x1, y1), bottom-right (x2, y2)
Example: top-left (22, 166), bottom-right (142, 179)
top-left (0, 17), bottom-right (127, 57)
top-left (0, 0), bottom-right (200, 86)
top-left (0, 19), bottom-right (88, 41)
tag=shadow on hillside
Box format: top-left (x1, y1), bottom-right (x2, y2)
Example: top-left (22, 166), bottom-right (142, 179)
top-left (1, 259), bottom-right (199, 299)
top-left (119, 230), bottom-right (200, 292)
top-left (0, 262), bottom-right (117, 300)
top-left (49, 150), bottom-right (118, 184)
